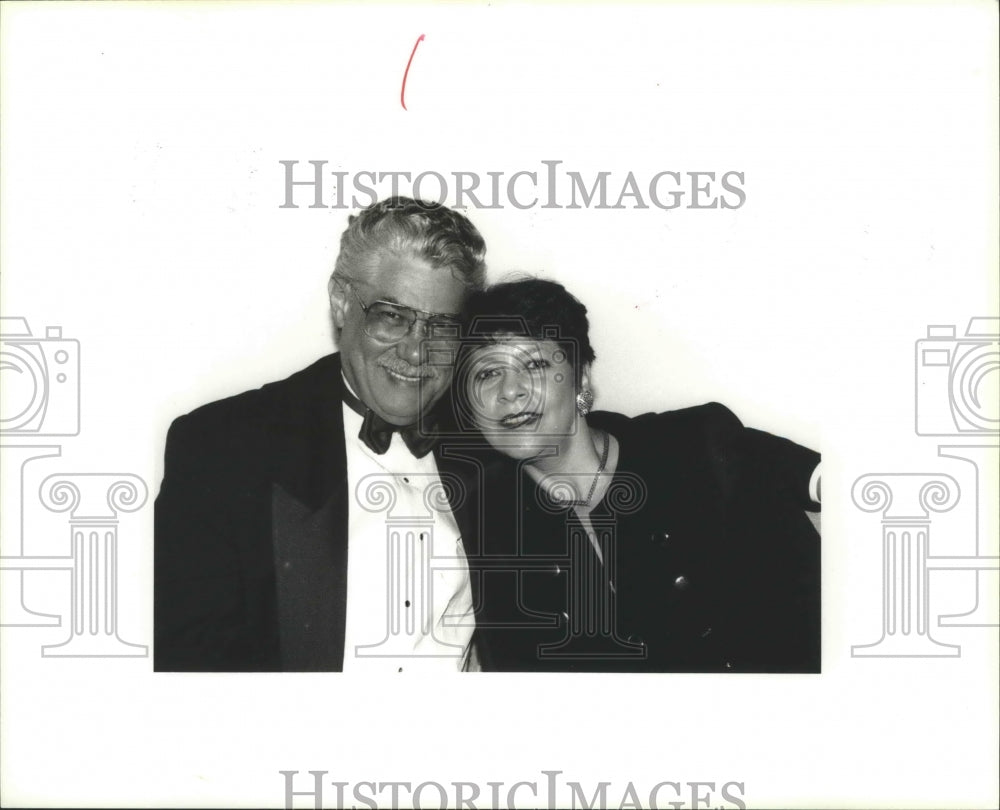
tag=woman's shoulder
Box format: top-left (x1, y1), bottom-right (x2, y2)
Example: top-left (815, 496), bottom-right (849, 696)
top-left (588, 403), bottom-right (749, 486)
top-left (589, 402), bottom-right (744, 439)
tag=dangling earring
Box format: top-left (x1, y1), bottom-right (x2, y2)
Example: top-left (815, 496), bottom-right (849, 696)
top-left (575, 389), bottom-right (594, 416)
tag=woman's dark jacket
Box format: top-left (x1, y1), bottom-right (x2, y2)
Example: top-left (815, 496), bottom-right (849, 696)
top-left (471, 403), bottom-right (821, 673)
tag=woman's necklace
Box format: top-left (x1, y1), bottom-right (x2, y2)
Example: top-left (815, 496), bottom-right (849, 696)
top-left (564, 430), bottom-right (610, 507)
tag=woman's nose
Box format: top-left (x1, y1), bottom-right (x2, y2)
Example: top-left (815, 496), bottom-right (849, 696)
top-left (498, 370), bottom-right (530, 403)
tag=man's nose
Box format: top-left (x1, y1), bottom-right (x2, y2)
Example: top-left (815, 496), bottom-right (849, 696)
top-left (396, 319), bottom-right (428, 365)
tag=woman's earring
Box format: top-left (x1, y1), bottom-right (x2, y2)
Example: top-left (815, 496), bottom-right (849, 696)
top-left (575, 389), bottom-right (594, 416)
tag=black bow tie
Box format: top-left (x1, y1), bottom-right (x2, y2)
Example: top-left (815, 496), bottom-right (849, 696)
top-left (341, 385), bottom-right (438, 459)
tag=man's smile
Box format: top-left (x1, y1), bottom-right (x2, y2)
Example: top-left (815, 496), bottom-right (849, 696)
top-left (379, 361), bottom-right (434, 384)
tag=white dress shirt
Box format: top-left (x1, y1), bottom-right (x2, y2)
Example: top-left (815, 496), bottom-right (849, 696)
top-left (339, 393), bottom-right (477, 672)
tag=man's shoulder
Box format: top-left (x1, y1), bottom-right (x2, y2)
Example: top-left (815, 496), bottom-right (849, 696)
top-left (174, 354), bottom-right (342, 428)
top-left (165, 353), bottom-right (343, 455)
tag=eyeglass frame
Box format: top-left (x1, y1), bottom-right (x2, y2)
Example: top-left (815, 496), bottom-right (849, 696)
top-left (340, 278), bottom-right (463, 344)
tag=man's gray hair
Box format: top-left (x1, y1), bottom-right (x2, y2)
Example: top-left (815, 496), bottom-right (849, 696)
top-left (332, 196), bottom-right (487, 290)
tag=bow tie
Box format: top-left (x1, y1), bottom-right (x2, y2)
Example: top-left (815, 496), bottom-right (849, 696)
top-left (341, 385), bottom-right (438, 459)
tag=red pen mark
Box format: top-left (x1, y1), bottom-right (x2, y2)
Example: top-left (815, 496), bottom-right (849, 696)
top-left (401, 34), bottom-right (425, 111)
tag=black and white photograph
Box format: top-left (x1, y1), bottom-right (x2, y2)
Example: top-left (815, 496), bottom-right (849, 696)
top-left (1, 3), bottom-right (996, 808)
top-left (153, 197), bottom-right (822, 677)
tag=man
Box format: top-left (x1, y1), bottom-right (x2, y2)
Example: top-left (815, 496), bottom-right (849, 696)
top-left (154, 197), bottom-right (487, 671)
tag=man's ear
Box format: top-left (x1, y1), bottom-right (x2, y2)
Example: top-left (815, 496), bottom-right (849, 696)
top-left (328, 276), bottom-right (348, 329)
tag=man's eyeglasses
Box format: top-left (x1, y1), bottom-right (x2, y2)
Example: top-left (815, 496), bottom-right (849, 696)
top-left (345, 283), bottom-right (462, 344)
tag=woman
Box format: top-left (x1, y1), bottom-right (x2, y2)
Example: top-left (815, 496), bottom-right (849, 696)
top-left (459, 278), bottom-right (821, 672)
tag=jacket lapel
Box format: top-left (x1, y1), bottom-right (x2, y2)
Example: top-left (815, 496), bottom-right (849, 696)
top-left (268, 354), bottom-right (350, 671)
top-left (271, 482), bottom-right (347, 670)
top-left (434, 443), bottom-right (485, 608)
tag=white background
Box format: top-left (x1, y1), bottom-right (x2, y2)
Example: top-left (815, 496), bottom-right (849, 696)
top-left (1, 2), bottom-right (997, 808)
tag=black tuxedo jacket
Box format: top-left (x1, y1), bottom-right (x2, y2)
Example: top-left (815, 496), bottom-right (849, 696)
top-left (472, 404), bottom-right (821, 673)
top-left (153, 353), bottom-right (483, 671)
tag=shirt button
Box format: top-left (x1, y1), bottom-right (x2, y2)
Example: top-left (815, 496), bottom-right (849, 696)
top-left (674, 575), bottom-right (690, 590)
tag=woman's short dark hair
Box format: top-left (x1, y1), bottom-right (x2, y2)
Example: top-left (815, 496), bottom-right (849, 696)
top-left (463, 278), bottom-right (596, 373)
